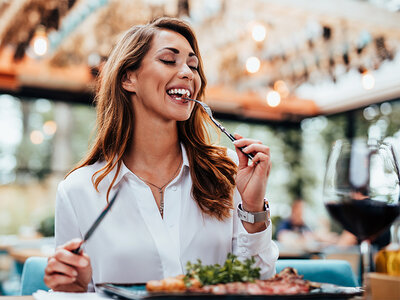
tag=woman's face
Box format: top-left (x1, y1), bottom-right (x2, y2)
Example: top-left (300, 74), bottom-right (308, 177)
top-left (125, 29), bottom-right (202, 122)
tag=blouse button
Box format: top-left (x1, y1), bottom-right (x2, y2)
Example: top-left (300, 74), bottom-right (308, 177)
top-left (171, 186), bottom-right (177, 191)
top-left (241, 236), bottom-right (248, 243)
top-left (241, 247), bottom-right (247, 254)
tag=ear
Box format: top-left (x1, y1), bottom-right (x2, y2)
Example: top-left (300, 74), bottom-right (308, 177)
top-left (122, 70), bottom-right (137, 93)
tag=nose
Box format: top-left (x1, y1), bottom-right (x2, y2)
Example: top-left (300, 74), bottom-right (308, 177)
top-left (178, 64), bottom-right (194, 81)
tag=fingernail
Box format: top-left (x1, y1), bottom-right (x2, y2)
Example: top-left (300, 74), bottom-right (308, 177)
top-left (79, 259), bottom-right (88, 267)
top-left (72, 270), bottom-right (78, 276)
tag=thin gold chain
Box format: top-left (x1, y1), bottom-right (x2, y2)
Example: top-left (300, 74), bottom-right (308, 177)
top-left (135, 158), bottom-right (183, 218)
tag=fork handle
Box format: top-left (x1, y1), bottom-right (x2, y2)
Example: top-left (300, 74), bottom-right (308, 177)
top-left (211, 117), bottom-right (254, 160)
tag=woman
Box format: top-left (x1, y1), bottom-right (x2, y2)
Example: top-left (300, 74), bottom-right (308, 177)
top-left (44, 17), bottom-right (278, 292)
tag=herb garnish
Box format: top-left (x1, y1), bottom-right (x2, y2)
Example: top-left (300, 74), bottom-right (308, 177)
top-left (183, 253), bottom-right (261, 287)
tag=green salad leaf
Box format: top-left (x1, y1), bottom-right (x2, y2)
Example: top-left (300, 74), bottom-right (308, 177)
top-left (184, 253), bottom-right (261, 287)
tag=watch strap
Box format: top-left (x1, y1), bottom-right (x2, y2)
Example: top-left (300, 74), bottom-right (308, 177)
top-left (237, 199), bottom-right (270, 225)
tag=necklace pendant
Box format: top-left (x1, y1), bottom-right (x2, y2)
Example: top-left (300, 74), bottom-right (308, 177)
top-left (159, 190), bottom-right (164, 218)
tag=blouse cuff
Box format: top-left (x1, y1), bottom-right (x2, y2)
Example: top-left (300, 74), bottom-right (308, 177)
top-left (236, 221), bottom-right (272, 257)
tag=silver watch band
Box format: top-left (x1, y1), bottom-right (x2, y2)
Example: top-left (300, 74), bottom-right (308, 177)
top-left (237, 199), bottom-right (270, 224)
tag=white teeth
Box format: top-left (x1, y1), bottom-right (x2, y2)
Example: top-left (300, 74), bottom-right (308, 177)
top-left (167, 88), bottom-right (191, 97)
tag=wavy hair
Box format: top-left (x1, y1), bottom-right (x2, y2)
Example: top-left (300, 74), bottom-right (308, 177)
top-left (69, 17), bottom-right (237, 220)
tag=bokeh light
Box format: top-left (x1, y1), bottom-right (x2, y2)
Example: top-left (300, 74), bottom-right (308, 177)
top-left (246, 56), bottom-right (261, 73)
top-left (30, 130), bottom-right (44, 144)
top-left (32, 35), bottom-right (48, 56)
top-left (266, 91), bottom-right (281, 107)
top-left (362, 71), bottom-right (375, 90)
top-left (43, 121), bottom-right (57, 136)
top-left (274, 80), bottom-right (290, 98)
top-left (363, 106), bottom-right (379, 120)
top-left (251, 24), bottom-right (266, 42)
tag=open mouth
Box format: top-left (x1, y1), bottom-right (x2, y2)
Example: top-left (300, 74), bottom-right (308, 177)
top-left (167, 88), bottom-right (191, 103)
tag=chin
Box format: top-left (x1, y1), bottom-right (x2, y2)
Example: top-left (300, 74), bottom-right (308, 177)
top-left (175, 115), bottom-right (191, 122)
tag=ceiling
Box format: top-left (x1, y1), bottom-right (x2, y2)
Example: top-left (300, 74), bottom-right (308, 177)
top-left (0, 0), bottom-right (399, 122)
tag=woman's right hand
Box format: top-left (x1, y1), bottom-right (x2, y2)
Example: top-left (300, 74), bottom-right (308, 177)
top-left (44, 239), bottom-right (92, 292)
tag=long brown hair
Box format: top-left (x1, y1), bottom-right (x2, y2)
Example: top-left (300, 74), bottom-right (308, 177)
top-left (69, 17), bottom-right (237, 220)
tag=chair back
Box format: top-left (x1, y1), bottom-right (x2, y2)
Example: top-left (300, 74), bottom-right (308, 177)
top-left (276, 259), bottom-right (358, 287)
top-left (20, 256), bottom-right (48, 295)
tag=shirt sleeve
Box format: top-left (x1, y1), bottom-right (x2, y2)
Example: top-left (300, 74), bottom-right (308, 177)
top-left (232, 189), bottom-right (279, 279)
top-left (55, 181), bottom-right (82, 247)
top-left (55, 181), bottom-right (95, 292)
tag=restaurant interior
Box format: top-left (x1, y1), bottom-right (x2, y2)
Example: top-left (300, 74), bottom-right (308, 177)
top-left (0, 0), bottom-right (400, 299)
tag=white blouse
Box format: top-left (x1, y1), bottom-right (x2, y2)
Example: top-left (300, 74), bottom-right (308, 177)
top-left (55, 145), bottom-right (278, 289)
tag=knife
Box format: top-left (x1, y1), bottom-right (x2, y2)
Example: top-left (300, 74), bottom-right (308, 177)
top-left (72, 189), bottom-right (120, 254)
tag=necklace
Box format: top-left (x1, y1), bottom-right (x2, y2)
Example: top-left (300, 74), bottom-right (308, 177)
top-left (135, 158), bottom-right (183, 218)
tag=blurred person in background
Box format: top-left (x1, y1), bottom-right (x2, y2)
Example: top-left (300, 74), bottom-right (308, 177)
top-left (275, 198), bottom-right (314, 249)
top-left (43, 17), bottom-right (278, 292)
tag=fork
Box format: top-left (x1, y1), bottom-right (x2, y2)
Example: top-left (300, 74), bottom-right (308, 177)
top-left (182, 97), bottom-right (254, 161)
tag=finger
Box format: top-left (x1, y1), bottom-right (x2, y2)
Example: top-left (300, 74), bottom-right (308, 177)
top-left (234, 133), bottom-right (243, 139)
top-left (61, 238), bottom-right (84, 252)
top-left (251, 152), bottom-right (271, 173)
top-left (44, 273), bottom-right (75, 288)
top-left (54, 248), bottom-right (89, 268)
top-left (233, 136), bottom-right (262, 148)
top-left (233, 134), bottom-right (249, 169)
top-left (46, 257), bottom-right (78, 278)
top-left (241, 144), bottom-right (270, 156)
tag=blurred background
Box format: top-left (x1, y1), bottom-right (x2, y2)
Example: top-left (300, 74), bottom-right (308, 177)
top-left (0, 0), bottom-right (400, 294)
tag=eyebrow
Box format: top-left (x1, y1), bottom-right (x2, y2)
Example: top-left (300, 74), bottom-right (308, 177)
top-left (158, 47), bottom-right (198, 59)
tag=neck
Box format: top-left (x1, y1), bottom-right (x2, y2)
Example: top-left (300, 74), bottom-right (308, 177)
top-left (123, 112), bottom-right (182, 173)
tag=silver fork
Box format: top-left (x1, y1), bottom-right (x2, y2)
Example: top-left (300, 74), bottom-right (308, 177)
top-left (181, 97), bottom-right (254, 161)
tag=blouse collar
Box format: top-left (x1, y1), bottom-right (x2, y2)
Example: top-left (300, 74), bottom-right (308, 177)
top-left (106, 143), bottom-right (190, 188)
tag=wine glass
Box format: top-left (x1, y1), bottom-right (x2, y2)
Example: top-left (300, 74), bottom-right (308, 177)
top-left (323, 138), bottom-right (400, 285)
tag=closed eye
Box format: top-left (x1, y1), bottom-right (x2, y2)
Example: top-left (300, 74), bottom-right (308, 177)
top-left (160, 59), bottom-right (175, 65)
top-left (160, 59), bottom-right (198, 72)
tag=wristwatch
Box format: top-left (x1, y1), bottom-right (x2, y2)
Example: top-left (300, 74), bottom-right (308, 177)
top-left (237, 199), bottom-right (270, 225)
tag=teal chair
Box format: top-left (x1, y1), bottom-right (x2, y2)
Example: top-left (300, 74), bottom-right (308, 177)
top-left (276, 259), bottom-right (358, 287)
top-left (20, 257), bottom-right (48, 295)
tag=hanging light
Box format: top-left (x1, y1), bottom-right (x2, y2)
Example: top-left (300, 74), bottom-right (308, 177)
top-left (246, 56), bottom-right (260, 73)
top-left (251, 23), bottom-right (266, 42)
top-left (362, 71), bottom-right (375, 90)
top-left (266, 91), bottom-right (281, 107)
top-left (31, 26), bottom-right (49, 57)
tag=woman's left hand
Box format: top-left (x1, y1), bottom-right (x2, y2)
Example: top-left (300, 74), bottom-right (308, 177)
top-left (233, 133), bottom-right (271, 214)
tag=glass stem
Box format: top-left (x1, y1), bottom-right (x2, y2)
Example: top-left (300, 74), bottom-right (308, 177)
top-left (361, 240), bottom-right (372, 276)
top-left (360, 240), bottom-right (372, 298)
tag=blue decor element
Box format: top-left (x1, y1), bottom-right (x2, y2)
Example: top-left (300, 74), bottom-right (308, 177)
top-left (276, 259), bottom-right (358, 287)
top-left (20, 257), bottom-right (48, 295)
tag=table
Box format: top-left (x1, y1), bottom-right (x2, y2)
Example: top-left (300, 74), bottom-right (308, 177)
top-left (8, 249), bottom-right (50, 264)
top-left (0, 294), bottom-right (366, 300)
top-left (0, 297), bottom-right (32, 299)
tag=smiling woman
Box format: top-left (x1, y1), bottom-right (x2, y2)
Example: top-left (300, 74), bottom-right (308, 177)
top-left (43, 17), bottom-right (278, 293)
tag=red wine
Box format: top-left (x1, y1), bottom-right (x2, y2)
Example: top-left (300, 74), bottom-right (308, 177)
top-left (326, 199), bottom-right (400, 242)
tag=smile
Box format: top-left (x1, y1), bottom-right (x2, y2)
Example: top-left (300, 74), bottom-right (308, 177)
top-left (167, 88), bottom-right (191, 101)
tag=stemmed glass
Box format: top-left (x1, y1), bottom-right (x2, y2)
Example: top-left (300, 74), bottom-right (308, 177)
top-left (323, 138), bottom-right (400, 285)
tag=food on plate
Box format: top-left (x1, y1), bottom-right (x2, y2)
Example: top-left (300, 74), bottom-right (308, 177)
top-left (146, 254), bottom-right (318, 295)
top-left (146, 274), bottom-right (200, 292)
top-left (184, 253), bottom-right (261, 286)
top-left (189, 267), bottom-right (316, 295)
